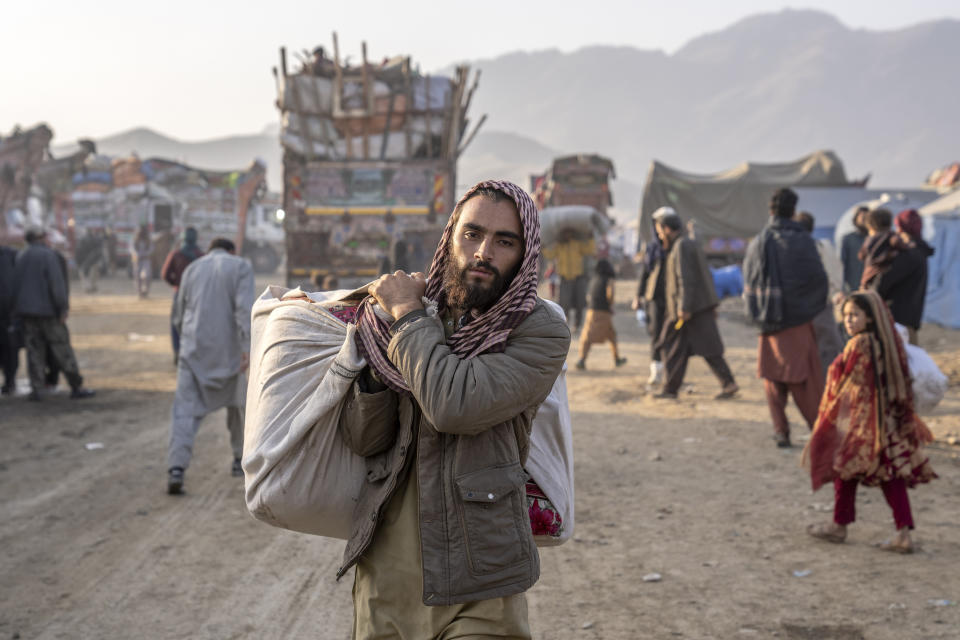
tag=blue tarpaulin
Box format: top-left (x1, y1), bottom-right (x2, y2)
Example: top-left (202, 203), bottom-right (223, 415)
top-left (711, 264), bottom-right (744, 299)
top-left (919, 190), bottom-right (960, 329)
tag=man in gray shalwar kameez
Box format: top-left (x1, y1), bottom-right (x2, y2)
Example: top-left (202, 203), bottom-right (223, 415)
top-left (167, 238), bottom-right (255, 494)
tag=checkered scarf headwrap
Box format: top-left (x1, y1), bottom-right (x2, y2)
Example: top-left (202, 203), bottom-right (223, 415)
top-left (355, 180), bottom-right (541, 393)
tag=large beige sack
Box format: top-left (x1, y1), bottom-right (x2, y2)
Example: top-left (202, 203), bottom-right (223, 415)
top-left (243, 285), bottom-right (367, 539)
top-left (244, 286), bottom-right (575, 546)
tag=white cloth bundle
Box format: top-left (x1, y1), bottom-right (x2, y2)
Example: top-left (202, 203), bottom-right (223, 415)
top-left (894, 323), bottom-right (948, 415)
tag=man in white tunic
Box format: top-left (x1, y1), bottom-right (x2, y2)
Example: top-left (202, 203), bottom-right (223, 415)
top-left (167, 238), bottom-right (255, 494)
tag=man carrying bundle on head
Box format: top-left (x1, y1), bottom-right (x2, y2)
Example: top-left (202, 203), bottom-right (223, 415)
top-left (339, 180), bottom-right (570, 638)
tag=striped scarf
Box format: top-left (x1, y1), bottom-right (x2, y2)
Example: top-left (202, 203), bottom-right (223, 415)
top-left (355, 180), bottom-right (541, 393)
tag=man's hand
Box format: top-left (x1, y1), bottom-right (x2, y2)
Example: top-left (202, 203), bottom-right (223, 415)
top-left (240, 352), bottom-right (249, 373)
top-left (680, 310), bottom-right (692, 321)
top-left (631, 297), bottom-right (642, 311)
top-left (369, 271), bottom-right (426, 320)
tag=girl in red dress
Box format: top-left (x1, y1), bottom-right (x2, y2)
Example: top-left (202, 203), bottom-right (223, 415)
top-left (803, 290), bottom-right (936, 553)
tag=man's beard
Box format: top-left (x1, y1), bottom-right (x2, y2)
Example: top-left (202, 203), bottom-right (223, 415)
top-left (443, 258), bottom-right (515, 313)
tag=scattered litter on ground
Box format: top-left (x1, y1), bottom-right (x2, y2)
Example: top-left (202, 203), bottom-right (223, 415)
top-left (127, 333), bottom-right (156, 342)
top-left (888, 603), bottom-right (906, 610)
top-left (649, 452), bottom-right (663, 461)
top-left (84, 442), bottom-right (104, 451)
top-left (928, 599), bottom-right (953, 607)
top-left (642, 573), bottom-right (662, 582)
top-left (581, 621), bottom-right (594, 630)
top-left (792, 569), bottom-right (812, 578)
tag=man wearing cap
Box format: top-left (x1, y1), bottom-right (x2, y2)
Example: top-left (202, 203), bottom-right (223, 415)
top-left (653, 211), bottom-right (738, 400)
top-left (11, 228), bottom-right (95, 400)
top-left (743, 188), bottom-right (827, 447)
top-left (633, 206), bottom-right (674, 385)
top-left (338, 181), bottom-right (570, 638)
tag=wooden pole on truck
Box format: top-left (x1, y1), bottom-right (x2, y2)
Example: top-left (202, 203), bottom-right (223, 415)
top-left (424, 74), bottom-right (432, 156)
top-left (439, 83), bottom-right (453, 162)
top-left (332, 32), bottom-right (352, 159)
top-left (461, 68), bottom-right (481, 123)
top-left (282, 47), bottom-right (318, 160)
top-left (361, 41), bottom-right (370, 159)
top-left (380, 91), bottom-right (396, 160)
top-left (446, 67), bottom-right (467, 160)
top-left (457, 113), bottom-right (487, 157)
top-left (402, 57), bottom-right (413, 157)
top-left (308, 74), bottom-right (336, 159)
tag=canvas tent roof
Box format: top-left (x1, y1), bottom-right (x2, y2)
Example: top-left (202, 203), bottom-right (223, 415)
top-left (639, 150), bottom-right (855, 241)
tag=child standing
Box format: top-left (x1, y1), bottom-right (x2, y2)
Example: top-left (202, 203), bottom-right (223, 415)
top-left (804, 290), bottom-right (936, 553)
top-left (575, 259), bottom-right (627, 370)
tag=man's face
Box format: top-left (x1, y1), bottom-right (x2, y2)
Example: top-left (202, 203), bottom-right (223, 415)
top-left (444, 195), bottom-right (524, 312)
top-left (655, 222), bottom-right (673, 245)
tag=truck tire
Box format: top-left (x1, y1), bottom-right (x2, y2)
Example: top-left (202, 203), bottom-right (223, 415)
top-left (249, 245), bottom-right (280, 274)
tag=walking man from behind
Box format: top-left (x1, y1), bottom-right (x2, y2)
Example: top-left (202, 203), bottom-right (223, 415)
top-left (12, 228), bottom-right (95, 401)
top-left (167, 238), bottom-right (255, 494)
top-left (652, 211), bottom-right (738, 400)
top-left (744, 188), bottom-right (828, 447)
top-left (340, 180), bottom-right (570, 638)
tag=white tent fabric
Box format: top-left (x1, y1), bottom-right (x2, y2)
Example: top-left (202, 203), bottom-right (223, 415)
top-left (918, 190), bottom-right (960, 329)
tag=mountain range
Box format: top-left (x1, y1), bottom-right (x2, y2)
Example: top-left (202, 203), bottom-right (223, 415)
top-left (53, 9), bottom-right (958, 223)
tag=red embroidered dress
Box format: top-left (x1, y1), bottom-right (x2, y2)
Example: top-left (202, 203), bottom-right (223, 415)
top-left (805, 327), bottom-right (936, 492)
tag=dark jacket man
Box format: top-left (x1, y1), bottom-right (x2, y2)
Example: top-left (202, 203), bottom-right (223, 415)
top-left (11, 229), bottom-right (93, 400)
top-left (13, 235), bottom-right (69, 319)
top-left (743, 188), bottom-right (826, 447)
top-left (875, 237), bottom-right (933, 332)
top-left (743, 216), bottom-right (827, 334)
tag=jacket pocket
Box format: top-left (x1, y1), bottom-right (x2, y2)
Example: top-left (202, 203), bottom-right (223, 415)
top-left (454, 462), bottom-right (529, 575)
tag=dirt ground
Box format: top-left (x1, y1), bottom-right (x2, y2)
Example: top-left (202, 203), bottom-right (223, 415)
top-left (2, 276), bottom-right (959, 640)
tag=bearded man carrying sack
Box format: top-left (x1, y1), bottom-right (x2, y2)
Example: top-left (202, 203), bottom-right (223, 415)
top-left (334, 180), bottom-right (570, 638)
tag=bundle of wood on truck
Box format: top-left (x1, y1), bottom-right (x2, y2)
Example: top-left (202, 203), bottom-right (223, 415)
top-left (275, 34), bottom-right (485, 287)
top-left (275, 35), bottom-right (484, 162)
top-left (0, 124), bottom-right (54, 244)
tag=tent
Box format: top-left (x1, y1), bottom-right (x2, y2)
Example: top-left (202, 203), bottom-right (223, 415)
top-left (918, 189), bottom-right (960, 329)
top-left (639, 150), bottom-right (858, 250)
top-left (796, 187), bottom-right (939, 243)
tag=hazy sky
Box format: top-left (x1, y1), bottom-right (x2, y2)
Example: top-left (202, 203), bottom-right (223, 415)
top-left (4, 0), bottom-right (958, 144)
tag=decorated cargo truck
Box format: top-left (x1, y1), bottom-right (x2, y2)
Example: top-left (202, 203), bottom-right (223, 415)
top-left (275, 34), bottom-right (483, 288)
